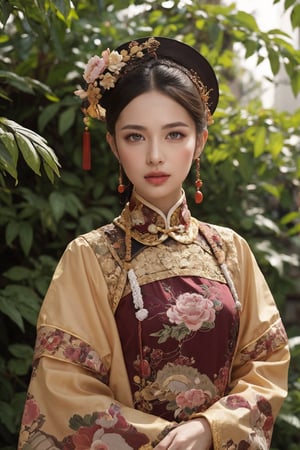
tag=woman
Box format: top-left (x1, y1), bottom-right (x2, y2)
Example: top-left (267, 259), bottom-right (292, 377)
top-left (18, 37), bottom-right (289, 450)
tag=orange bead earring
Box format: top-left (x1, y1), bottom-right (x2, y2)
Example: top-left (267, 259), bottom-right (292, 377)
top-left (118, 163), bottom-right (126, 194)
top-left (194, 157), bottom-right (203, 204)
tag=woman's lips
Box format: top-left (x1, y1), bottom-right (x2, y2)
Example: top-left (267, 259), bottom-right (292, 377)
top-left (144, 172), bottom-right (170, 185)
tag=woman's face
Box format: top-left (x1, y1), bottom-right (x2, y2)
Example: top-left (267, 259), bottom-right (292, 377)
top-left (107, 90), bottom-right (207, 214)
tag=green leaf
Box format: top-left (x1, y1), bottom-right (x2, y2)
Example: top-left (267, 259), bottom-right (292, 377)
top-left (7, 358), bottom-right (30, 376)
top-left (51, 0), bottom-right (73, 20)
top-left (5, 221), bottom-right (19, 246)
top-left (0, 71), bottom-right (34, 94)
top-left (151, 324), bottom-right (173, 343)
top-left (235, 11), bottom-right (259, 31)
top-left (98, 207), bottom-right (115, 222)
top-left (269, 132), bottom-right (284, 158)
top-left (69, 414), bottom-right (86, 431)
top-left (0, 129), bottom-right (18, 167)
top-left (8, 343), bottom-right (33, 359)
top-left (291, 4), bottom-right (300, 28)
top-left (268, 47), bottom-right (280, 75)
top-left (19, 222), bottom-right (33, 255)
top-left (0, 401), bottom-right (15, 433)
top-left (254, 126), bottom-right (266, 157)
top-left (0, 296), bottom-right (24, 331)
top-left (3, 266), bottom-right (32, 281)
top-left (2, 284), bottom-right (41, 326)
top-left (291, 69), bottom-right (300, 96)
top-left (171, 323), bottom-right (190, 341)
top-left (13, 124), bottom-right (47, 144)
top-left (0, 141), bottom-right (17, 180)
top-left (61, 171), bottom-right (84, 188)
top-left (0, 0), bottom-right (13, 26)
top-left (49, 191), bottom-right (66, 222)
top-left (35, 143), bottom-right (61, 174)
top-left (280, 211), bottom-right (300, 225)
top-left (285, 0), bottom-right (297, 10)
top-left (58, 107), bottom-right (76, 135)
top-left (244, 39), bottom-right (258, 58)
top-left (16, 134), bottom-right (41, 175)
top-left (7, 346), bottom-right (33, 376)
top-left (38, 102), bottom-right (61, 132)
top-left (43, 160), bottom-right (55, 183)
top-left (65, 193), bottom-right (84, 217)
top-left (0, 117), bottom-right (60, 179)
top-left (261, 182), bottom-right (281, 199)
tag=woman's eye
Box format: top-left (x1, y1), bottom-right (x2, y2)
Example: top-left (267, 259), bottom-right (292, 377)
top-left (125, 133), bottom-right (143, 142)
top-left (167, 131), bottom-right (184, 140)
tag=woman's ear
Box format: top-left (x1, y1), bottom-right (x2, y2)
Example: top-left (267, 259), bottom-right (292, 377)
top-left (194, 129), bottom-right (208, 159)
top-left (106, 132), bottom-right (119, 159)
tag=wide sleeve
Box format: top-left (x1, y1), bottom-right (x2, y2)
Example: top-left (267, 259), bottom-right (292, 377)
top-left (197, 231), bottom-right (290, 449)
top-left (18, 237), bottom-right (172, 450)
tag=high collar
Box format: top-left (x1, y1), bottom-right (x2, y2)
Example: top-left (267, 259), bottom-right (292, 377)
top-left (114, 191), bottom-right (199, 245)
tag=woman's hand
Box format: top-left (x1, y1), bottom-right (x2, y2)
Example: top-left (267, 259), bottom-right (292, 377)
top-left (154, 417), bottom-right (212, 450)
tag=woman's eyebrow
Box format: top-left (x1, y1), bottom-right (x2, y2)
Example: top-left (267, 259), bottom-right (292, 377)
top-left (162, 122), bottom-right (189, 129)
top-left (120, 124), bottom-right (145, 131)
top-left (120, 122), bottom-right (189, 131)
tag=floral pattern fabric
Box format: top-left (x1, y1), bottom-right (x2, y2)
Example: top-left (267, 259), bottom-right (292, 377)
top-left (33, 326), bottom-right (109, 383)
top-left (20, 396), bottom-right (149, 450)
top-left (115, 275), bottom-right (239, 422)
top-left (221, 394), bottom-right (274, 449)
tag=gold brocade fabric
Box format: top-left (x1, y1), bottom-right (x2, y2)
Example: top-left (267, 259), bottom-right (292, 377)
top-left (114, 191), bottom-right (200, 246)
top-left (87, 191), bottom-right (238, 312)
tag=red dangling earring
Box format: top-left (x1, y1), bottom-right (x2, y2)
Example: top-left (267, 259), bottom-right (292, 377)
top-left (118, 163), bottom-right (125, 194)
top-left (194, 157), bottom-right (204, 204)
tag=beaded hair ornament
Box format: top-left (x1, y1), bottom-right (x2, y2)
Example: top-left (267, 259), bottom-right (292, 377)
top-left (74, 36), bottom-right (218, 169)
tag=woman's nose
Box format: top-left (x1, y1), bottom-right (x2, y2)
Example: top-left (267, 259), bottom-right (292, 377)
top-left (146, 140), bottom-right (164, 165)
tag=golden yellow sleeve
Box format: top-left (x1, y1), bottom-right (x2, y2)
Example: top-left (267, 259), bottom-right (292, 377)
top-left (18, 237), bottom-right (171, 449)
top-left (197, 230), bottom-right (290, 449)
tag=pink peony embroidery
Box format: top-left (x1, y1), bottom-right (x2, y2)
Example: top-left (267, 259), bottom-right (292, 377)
top-left (22, 397), bottom-right (40, 426)
top-left (176, 388), bottom-right (210, 409)
top-left (167, 292), bottom-right (216, 331)
top-left (39, 330), bottom-right (63, 352)
top-left (225, 394), bottom-right (251, 410)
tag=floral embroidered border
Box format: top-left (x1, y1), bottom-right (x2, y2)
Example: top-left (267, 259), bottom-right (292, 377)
top-left (240, 318), bottom-right (288, 362)
top-left (222, 394), bottom-right (274, 448)
top-left (33, 325), bottom-right (109, 383)
top-left (20, 396), bottom-right (150, 450)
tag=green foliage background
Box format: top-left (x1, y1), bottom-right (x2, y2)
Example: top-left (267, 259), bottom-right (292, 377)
top-left (0, 1), bottom-right (300, 448)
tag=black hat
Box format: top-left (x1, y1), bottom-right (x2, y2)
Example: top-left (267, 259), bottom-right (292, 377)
top-left (115, 36), bottom-right (219, 114)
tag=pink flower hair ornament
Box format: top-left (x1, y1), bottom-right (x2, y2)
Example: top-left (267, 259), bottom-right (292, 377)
top-left (74, 37), bottom-right (161, 123)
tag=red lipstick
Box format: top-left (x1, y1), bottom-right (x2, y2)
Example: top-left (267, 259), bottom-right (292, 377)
top-left (144, 171), bottom-right (170, 186)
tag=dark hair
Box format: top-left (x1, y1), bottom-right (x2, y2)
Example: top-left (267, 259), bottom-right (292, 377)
top-left (102, 58), bottom-right (208, 135)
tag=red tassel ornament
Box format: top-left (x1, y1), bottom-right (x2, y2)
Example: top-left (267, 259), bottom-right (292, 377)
top-left (82, 128), bottom-right (91, 170)
top-left (194, 158), bottom-right (204, 204)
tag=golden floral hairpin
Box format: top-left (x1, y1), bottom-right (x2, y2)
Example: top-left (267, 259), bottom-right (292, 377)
top-left (75, 37), bottom-right (160, 123)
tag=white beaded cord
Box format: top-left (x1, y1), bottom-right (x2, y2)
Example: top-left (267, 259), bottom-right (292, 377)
top-left (220, 262), bottom-right (241, 310)
top-left (127, 268), bottom-right (149, 321)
